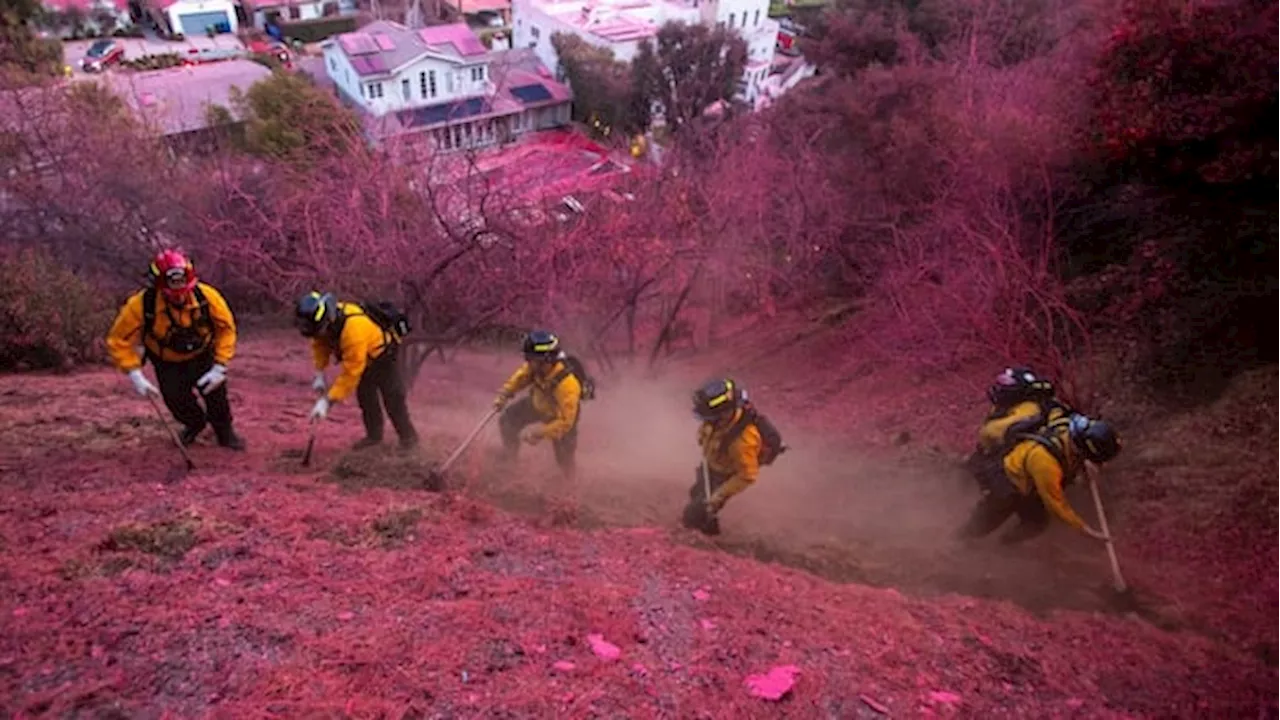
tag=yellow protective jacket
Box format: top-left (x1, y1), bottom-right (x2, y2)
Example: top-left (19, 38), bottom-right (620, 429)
top-left (499, 360), bottom-right (581, 441)
top-left (311, 302), bottom-right (390, 403)
top-left (105, 283), bottom-right (237, 371)
top-left (699, 407), bottom-right (762, 505)
top-left (977, 399), bottom-right (1071, 453)
top-left (1002, 422), bottom-right (1088, 530)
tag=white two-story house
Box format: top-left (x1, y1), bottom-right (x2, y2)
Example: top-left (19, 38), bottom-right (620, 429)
top-left (322, 20), bottom-right (572, 152)
top-left (512, 0), bottom-right (779, 104)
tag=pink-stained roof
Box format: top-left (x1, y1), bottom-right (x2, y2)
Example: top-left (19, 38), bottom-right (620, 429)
top-left (418, 23), bottom-right (487, 57)
top-left (330, 20), bottom-right (489, 76)
top-left (338, 32), bottom-right (379, 56)
top-left (44, 0), bottom-right (130, 12)
top-left (441, 0), bottom-right (510, 12)
top-left (102, 59), bottom-right (272, 136)
top-left (548, 8), bottom-right (657, 43)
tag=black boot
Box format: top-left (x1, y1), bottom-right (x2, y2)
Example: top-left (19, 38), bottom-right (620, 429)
top-left (179, 425), bottom-right (203, 447)
top-left (397, 433), bottom-right (420, 452)
top-left (217, 431), bottom-right (246, 452)
top-left (352, 436), bottom-right (383, 450)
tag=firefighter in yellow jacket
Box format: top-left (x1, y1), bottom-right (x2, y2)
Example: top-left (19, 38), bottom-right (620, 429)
top-left (975, 366), bottom-right (1068, 455)
top-left (492, 330), bottom-right (583, 480)
top-left (682, 378), bottom-right (780, 536)
top-left (962, 366), bottom-right (1072, 537)
top-left (294, 291), bottom-right (419, 450)
top-left (105, 249), bottom-right (244, 450)
top-left (958, 411), bottom-right (1121, 544)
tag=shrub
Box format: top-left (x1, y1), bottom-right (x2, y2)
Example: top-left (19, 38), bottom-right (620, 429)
top-left (276, 16), bottom-right (357, 44)
top-left (0, 248), bottom-right (113, 371)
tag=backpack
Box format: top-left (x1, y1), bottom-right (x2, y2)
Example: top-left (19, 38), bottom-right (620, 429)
top-left (725, 404), bottom-right (787, 466)
top-left (142, 285), bottom-right (211, 351)
top-left (358, 300), bottom-right (411, 342)
top-left (551, 353), bottom-right (596, 401)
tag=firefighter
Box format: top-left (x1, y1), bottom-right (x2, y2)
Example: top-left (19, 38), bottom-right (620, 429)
top-left (957, 412), bottom-right (1121, 544)
top-left (295, 291), bottom-right (420, 450)
top-left (105, 249), bottom-right (244, 450)
top-left (492, 330), bottom-right (584, 481)
top-left (682, 378), bottom-right (784, 536)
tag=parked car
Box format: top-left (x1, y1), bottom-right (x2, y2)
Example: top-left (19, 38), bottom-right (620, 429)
top-left (81, 39), bottom-right (125, 73)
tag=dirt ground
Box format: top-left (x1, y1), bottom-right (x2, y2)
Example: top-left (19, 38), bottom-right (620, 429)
top-left (0, 335), bottom-right (1274, 717)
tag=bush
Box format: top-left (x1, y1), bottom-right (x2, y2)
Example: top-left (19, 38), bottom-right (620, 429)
top-left (0, 248), bottom-right (113, 371)
top-left (121, 52), bottom-right (184, 71)
top-left (276, 16), bottom-right (357, 44)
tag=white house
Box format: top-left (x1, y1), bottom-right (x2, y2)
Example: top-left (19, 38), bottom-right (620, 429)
top-left (40, 0), bottom-right (133, 37)
top-left (149, 0), bottom-right (239, 37)
top-left (511, 0), bottom-right (780, 104)
top-left (322, 21), bottom-right (573, 152)
top-left (247, 0), bottom-right (357, 31)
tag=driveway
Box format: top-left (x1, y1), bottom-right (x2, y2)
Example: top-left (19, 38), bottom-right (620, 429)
top-left (63, 35), bottom-right (246, 75)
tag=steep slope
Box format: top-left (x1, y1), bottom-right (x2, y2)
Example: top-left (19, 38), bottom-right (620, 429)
top-left (0, 337), bottom-right (1273, 717)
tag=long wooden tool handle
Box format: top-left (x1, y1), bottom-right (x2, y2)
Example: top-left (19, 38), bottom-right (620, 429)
top-left (147, 393), bottom-right (196, 470)
top-left (438, 408), bottom-right (499, 473)
top-left (301, 422), bottom-right (317, 467)
top-left (1086, 462), bottom-right (1128, 593)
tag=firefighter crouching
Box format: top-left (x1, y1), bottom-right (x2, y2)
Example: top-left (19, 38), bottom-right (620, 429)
top-left (682, 378), bottom-right (785, 536)
top-left (492, 330), bottom-right (585, 482)
top-left (295, 291), bottom-right (420, 450)
top-left (105, 249), bottom-right (245, 450)
top-left (958, 410), bottom-right (1121, 544)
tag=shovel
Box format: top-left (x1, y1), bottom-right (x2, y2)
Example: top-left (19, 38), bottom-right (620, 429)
top-left (1085, 462), bottom-right (1131, 599)
top-left (425, 407), bottom-right (499, 490)
top-left (146, 392), bottom-right (195, 472)
top-left (301, 419), bottom-right (318, 467)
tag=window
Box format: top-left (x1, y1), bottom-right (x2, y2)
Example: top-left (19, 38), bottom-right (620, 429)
top-left (419, 71), bottom-right (428, 97)
top-left (754, 9), bottom-right (759, 25)
top-left (530, 25), bottom-right (540, 39)
top-left (470, 66), bottom-right (485, 82)
top-left (728, 12), bottom-right (734, 26)
top-left (402, 78), bottom-right (411, 99)
top-left (328, 55), bottom-right (335, 71)
top-left (368, 82), bottom-right (384, 99)
top-left (445, 71), bottom-right (454, 93)
top-left (428, 70), bottom-right (438, 98)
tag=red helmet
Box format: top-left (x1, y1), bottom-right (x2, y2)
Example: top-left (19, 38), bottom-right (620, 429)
top-left (148, 249), bottom-right (197, 303)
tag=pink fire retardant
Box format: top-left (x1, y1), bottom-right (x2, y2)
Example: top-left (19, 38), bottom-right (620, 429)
top-left (587, 634), bottom-right (621, 661)
top-left (745, 665), bottom-right (800, 701)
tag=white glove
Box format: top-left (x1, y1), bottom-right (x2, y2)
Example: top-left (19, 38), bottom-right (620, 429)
top-left (309, 397), bottom-right (330, 422)
top-left (196, 364), bottom-right (227, 393)
top-left (127, 369), bottom-right (158, 398)
top-left (311, 372), bottom-right (327, 395)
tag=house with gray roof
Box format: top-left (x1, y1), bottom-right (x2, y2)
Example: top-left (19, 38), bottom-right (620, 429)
top-left (321, 20), bottom-right (572, 152)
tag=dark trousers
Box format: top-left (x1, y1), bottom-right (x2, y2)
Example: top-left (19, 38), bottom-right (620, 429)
top-left (149, 352), bottom-right (234, 442)
top-left (957, 452), bottom-right (1049, 540)
top-left (357, 346), bottom-right (418, 443)
top-left (499, 396), bottom-right (578, 473)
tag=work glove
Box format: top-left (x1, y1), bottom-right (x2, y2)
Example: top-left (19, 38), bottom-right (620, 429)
top-left (127, 369), bottom-right (158, 398)
top-left (520, 427), bottom-right (543, 446)
top-left (309, 397), bottom-right (330, 422)
top-left (196, 364), bottom-right (228, 393)
top-left (312, 372), bottom-right (327, 395)
top-left (493, 393), bottom-right (510, 411)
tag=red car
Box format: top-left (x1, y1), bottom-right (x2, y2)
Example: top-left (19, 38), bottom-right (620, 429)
top-left (81, 39), bottom-right (125, 73)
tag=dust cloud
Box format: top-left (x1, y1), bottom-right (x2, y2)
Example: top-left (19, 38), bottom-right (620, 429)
top-left (408, 352), bottom-right (1125, 616)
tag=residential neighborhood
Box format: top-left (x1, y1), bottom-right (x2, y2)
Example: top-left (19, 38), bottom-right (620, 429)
top-left (26, 0), bottom-right (821, 204)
